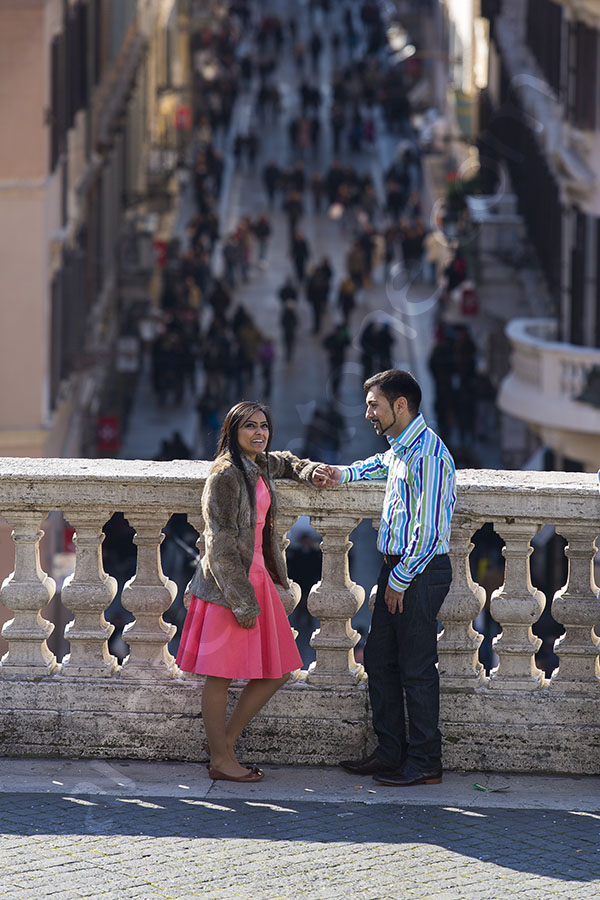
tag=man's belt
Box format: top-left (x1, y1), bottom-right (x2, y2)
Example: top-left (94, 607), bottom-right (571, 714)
top-left (383, 553), bottom-right (402, 569)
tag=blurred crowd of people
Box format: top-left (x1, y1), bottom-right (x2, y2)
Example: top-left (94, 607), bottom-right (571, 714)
top-left (142, 0), bottom-right (437, 465)
top-left (107, 0), bottom-right (516, 669)
top-left (138, 0), bottom-right (490, 477)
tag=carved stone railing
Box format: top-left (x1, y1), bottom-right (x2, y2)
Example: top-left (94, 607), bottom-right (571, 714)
top-left (499, 318), bottom-right (600, 452)
top-left (0, 460), bottom-right (598, 774)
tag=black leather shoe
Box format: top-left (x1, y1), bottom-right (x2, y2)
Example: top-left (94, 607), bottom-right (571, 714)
top-left (339, 752), bottom-right (399, 777)
top-left (373, 763), bottom-right (443, 786)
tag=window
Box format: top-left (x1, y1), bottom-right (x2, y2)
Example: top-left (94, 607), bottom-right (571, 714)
top-left (49, 33), bottom-right (66, 172)
top-left (568, 21), bottom-right (599, 130)
top-left (526, 0), bottom-right (562, 95)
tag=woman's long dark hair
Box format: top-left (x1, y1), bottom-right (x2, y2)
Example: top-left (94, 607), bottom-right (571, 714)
top-left (214, 401), bottom-right (273, 501)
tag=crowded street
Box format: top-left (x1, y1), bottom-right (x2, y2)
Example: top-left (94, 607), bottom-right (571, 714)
top-left (117, 0), bottom-right (501, 664)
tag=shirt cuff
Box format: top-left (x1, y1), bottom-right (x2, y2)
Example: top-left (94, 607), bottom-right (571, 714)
top-left (388, 566), bottom-right (411, 592)
top-left (338, 466), bottom-right (354, 484)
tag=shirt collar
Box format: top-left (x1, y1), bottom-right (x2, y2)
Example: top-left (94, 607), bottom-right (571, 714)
top-left (387, 413), bottom-right (427, 453)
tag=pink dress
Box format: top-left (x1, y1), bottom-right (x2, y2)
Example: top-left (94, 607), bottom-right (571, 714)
top-left (176, 477), bottom-right (303, 679)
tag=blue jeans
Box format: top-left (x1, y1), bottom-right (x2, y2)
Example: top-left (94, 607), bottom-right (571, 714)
top-left (364, 554), bottom-right (452, 772)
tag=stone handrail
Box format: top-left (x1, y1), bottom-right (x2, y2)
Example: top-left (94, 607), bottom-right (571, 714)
top-left (505, 317), bottom-right (600, 401)
top-left (500, 319), bottom-right (600, 450)
top-left (0, 459), bottom-right (598, 774)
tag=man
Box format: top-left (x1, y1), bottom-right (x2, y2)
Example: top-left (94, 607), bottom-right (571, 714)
top-left (313, 370), bottom-right (456, 786)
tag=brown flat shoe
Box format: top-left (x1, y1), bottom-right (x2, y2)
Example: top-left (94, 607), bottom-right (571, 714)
top-left (208, 764), bottom-right (264, 783)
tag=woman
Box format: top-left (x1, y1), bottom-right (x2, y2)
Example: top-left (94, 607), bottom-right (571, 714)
top-left (177, 401), bottom-right (325, 782)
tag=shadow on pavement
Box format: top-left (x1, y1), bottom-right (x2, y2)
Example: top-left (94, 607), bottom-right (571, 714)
top-left (1, 794), bottom-right (599, 883)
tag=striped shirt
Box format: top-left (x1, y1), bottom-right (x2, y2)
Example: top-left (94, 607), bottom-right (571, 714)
top-left (339, 413), bottom-right (456, 591)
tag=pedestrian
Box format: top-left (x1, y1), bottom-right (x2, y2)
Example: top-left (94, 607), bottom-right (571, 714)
top-left (294, 39), bottom-right (305, 72)
top-left (291, 161), bottom-right (306, 193)
top-left (176, 402), bottom-right (329, 782)
top-left (428, 330), bottom-right (455, 443)
top-left (168, 430), bottom-right (192, 460)
top-left (252, 213), bottom-right (272, 267)
top-left (235, 309), bottom-right (262, 388)
top-left (401, 217), bottom-right (426, 277)
top-left (309, 31), bottom-right (323, 71)
top-left (222, 233), bottom-right (240, 288)
top-left (280, 300), bottom-right (298, 362)
top-left (337, 275), bottom-right (357, 324)
top-left (323, 323), bottom-right (351, 395)
top-left (306, 258), bottom-right (331, 334)
top-left (300, 79), bottom-right (312, 115)
top-left (246, 129), bottom-right (260, 170)
top-left (233, 132), bottom-right (244, 167)
top-left (262, 160), bottom-right (280, 206)
top-left (330, 30), bottom-right (341, 59)
top-left (313, 370), bottom-right (456, 786)
top-left (310, 115), bottom-right (321, 156)
top-left (283, 190), bottom-right (304, 242)
top-left (257, 337), bottom-right (276, 397)
top-left (302, 401), bottom-right (346, 463)
top-left (196, 386), bottom-right (221, 458)
top-left (348, 108), bottom-right (363, 153)
top-left (374, 322), bottom-right (394, 371)
top-left (444, 247), bottom-right (467, 292)
top-left (330, 105), bottom-right (345, 155)
top-left (288, 15), bottom-right (297, 42)
top-left (277, 275), bottom-right (298, 307)
top-left (346, 239), bottom-right (366, 289)
top-left (359, 321), bottom-right (379, 381)
top-left (291, 230), bottom-right (311, 283)
top-left (311, 172), bottom-right (325, 213)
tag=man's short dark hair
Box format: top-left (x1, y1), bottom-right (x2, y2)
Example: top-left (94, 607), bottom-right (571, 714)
top-left (364, 370), bottom-right (422, 414)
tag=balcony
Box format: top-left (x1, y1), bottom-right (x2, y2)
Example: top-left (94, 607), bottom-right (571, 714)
top-left (0, 458), bottom-right (598, 774)
top-left (498, 318), bottom-right (600, 470)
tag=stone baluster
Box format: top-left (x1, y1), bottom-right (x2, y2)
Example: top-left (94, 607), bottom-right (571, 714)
top-left (186, 514), bottom-right (204, 611)
top-left (306, 516), bottom-right (365, 686)
top-left (276, 513), bottom-right (302, 617)
top-left (60, 514), bottom-right (119, 677)
top-left (368, 583), bottom-right (378, 614)
top-left (120, 514), bottom-right (178, 679)
top-left (489, 520), bottom-right (545, 689)
top-left (438, 518), bottom-right (487, 687)
top-left (0, 512), bottom-right (57, 674)
top-left (550, 524), bottom-right (600, 691)
top-left (277, 513), bottom-right (304, 681)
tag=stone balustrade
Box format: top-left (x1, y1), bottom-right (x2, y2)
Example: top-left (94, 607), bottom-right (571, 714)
top-left (0, 459), bottom-right (598, 774)
top-left (499, 319), bottom-right (600, 470)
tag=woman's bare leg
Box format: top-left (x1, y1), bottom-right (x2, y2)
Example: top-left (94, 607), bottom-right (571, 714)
top-left (202, 675), bottom-right (253, 777)
top-left (226, 674), bottom-right (290, 750)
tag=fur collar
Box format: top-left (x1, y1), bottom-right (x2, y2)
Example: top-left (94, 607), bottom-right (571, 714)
top-left (211, 450), bottom-right (270, 478)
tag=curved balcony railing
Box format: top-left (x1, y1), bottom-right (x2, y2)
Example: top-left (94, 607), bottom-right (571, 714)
top-left (499, 318), bottom-right (600, 436)
top-left (0, 459), bottom-right (598, 774)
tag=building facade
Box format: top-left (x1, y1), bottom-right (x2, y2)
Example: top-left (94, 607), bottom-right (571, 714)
top-left (0, 0), bottom-right (191, 461)
top-left (452, 0), bottom-right (600, 470)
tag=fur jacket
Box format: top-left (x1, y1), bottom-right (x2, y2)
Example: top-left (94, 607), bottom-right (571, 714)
top-left (188, 449), bottom-right (319, 623)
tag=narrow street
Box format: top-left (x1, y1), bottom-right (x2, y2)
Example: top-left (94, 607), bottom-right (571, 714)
top-left (121, 0), bottom-right (439, 463)
top-left (117, 0), bottom-right (472, 660)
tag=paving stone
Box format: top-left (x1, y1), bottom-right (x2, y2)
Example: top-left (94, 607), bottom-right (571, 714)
top-left (5, 792), bottom-right (599, 900)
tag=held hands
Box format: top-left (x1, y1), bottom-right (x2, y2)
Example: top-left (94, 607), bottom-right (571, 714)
top-left (385, 586), bottom-right (404, 615)
top-left (311, 464), bottom-right (343, 488)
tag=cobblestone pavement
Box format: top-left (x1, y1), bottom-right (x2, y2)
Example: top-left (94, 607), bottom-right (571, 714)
top-left (1, 787), bottom-right (599, 899)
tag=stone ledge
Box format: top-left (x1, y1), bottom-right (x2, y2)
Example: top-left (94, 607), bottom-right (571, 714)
top-left (0, 458), bottom-right (597, 520)
top-left (1, 678), bottom-right (599, 773)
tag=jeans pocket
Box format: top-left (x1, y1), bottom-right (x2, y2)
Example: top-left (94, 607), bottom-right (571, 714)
top-left (426, 560), bottom-right (452, 619)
